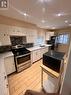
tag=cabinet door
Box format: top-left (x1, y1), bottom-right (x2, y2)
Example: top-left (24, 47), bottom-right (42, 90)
top-left (4, 56), bottom-right (16, 75)
top-left (32, 50), bottom-right (37, 63)
top-left (44, 47), bottom-right (48, 53)
top-left (40, 49), bottom-right (43, 58)
top-left (31, 50), bottom-right (41, 63)
top-left (41, 48), bottom-right (46, 57)
top-left (45, 32), bottom-right (50, 40)
top-left (0, 58), bottom-right (9, 95)
top-left (36, 49), bottom-right (41, 60)
top-left (41, 47), bottom-right (48, 58)
top-left (46, 32), bottom-right (54, 40)
top-left (4, 75), bottom-right (9, 95)
top-left (27, 29), bottom-right (37, 43)
top-left (31, 48), bottom-right (48, 63)
top-left (27, 35), bottom-right (34, 43)
top-left (0, 72), bottom-right (9, 95)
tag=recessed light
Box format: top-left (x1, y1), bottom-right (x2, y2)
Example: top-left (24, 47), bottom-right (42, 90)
top-left (39, 0), bottom-right (50, 3)
top-left (23, 13), bottom-right (27, 16)
top-left (65, 20), bottom-right (68, 23)
top-left (42, 7), bottom-right (45, 12)
top-left (57, 13), bottom-right (62, 17)
top-left (52, 27), bottom-right (55, 29)
top-left (55, 12), bottom-right (66, 17)
top-left (39, 0), bottom-right (44, 3)
top-left (69, 24), bottom-right (71, 26)
top-left (41, 20), bottom-right (45, 23)
top-left (39, 0), bottom-right (45, 2)
top-left (12, 6), bottom-right (28, 17)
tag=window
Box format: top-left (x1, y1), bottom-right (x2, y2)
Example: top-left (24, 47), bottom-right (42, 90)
top-left (35, 37), bottom-right (45, 45)
top-left (56, 34), bottom-right (69, 44)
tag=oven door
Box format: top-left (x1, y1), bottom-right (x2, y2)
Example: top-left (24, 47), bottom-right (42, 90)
top-left (15, 53), bottom-right (31, 72)
top-left (16, 53), bottom-right (31, 65)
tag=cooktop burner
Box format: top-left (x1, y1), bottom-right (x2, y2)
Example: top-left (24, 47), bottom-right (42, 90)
top-left (11, 46), bottom-right (30, 56)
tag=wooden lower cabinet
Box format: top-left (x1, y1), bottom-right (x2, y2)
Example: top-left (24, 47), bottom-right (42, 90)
top-left (31, 50), bottom-right (41, 63)
top-left (0, 57), bottom-right (9, 95)
top-left (31, 47), bottom-right (48, 63)
top-left (4, 56), bottom-right (16, 75)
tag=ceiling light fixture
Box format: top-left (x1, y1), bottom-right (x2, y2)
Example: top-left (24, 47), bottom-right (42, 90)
top-left (52, 27), bottom-right (55, 29)
top-left (57, 13), bottom-right (62, 17)
top-left (55, 12), bottom-right (66, 17)
top-left (39, 0), bottom-right (48, 3)
top-left (42, 7), bottom-right (45, 12)
top-left (69, 24), bottom-right (71, 26)
top-left (65, 20), bottom-right (68, 23)
top-left (39, 0), bottom-right (44, 3)
top-left (11, 6), bottom-right (28, 17)
top-left (41, 20), bottom-right (45, 23)
top-left (23, 13), bottom-right (27, 16)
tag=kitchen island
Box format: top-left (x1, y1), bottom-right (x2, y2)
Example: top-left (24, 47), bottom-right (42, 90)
top-left (43, 51), bottom-right (65, 73)
top-left (41, 51), bottom-right (65, 93)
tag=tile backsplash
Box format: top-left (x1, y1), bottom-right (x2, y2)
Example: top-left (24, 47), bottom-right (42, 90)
top-left (10, 36), bottom-right (26, 46)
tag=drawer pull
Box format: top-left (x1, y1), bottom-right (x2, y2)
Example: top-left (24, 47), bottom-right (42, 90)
top-left (4, 76), bottom-right (7, 79)
top-left (6, 84), bottom-right (8, 88)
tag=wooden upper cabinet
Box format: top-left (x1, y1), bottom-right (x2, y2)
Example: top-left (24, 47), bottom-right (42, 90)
top-left (45, 32), bottom-right (54, 40)
top-left (26, 29), bottom-right (37, 43)
top-left (37, 30), bottom-right (45, 38)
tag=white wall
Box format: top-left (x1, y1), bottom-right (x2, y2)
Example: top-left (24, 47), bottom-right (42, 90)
top-left (61, 39), bottom-right (71, 95)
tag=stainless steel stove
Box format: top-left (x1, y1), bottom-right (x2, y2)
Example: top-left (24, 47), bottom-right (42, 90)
top-left (12, 45), bottom-right (31, 72)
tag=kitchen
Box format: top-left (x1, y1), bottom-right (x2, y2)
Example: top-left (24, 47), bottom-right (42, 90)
top-left (0, 0), bottom-right (71, 95)
top-left (0, 20), bottom-right (54, 73)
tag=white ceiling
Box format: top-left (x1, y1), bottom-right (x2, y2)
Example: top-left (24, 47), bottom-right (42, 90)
top-left (0, 0), bottom-right (71, 29)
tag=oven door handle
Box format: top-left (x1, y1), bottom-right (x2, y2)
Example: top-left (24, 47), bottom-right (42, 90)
top-left (16, 53), bottom-right (31, 58)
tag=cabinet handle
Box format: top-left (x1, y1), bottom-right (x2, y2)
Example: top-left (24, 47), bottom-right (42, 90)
top-left (36, 52), bottom-right (37, 55)
top-left (4, 76), bottom-right (7, 79)
top-left (6, 84), bottom-right (8, 88)
top-left (13, 63), bottom-right (15, 65)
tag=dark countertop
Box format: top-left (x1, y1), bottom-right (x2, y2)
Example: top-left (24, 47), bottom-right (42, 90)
top-left (44, 50), bottom-right (65, 60)
top-left (0, 43), bottom-right (33, 53)
top-left (0, 45), bottom-right (12, 53)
